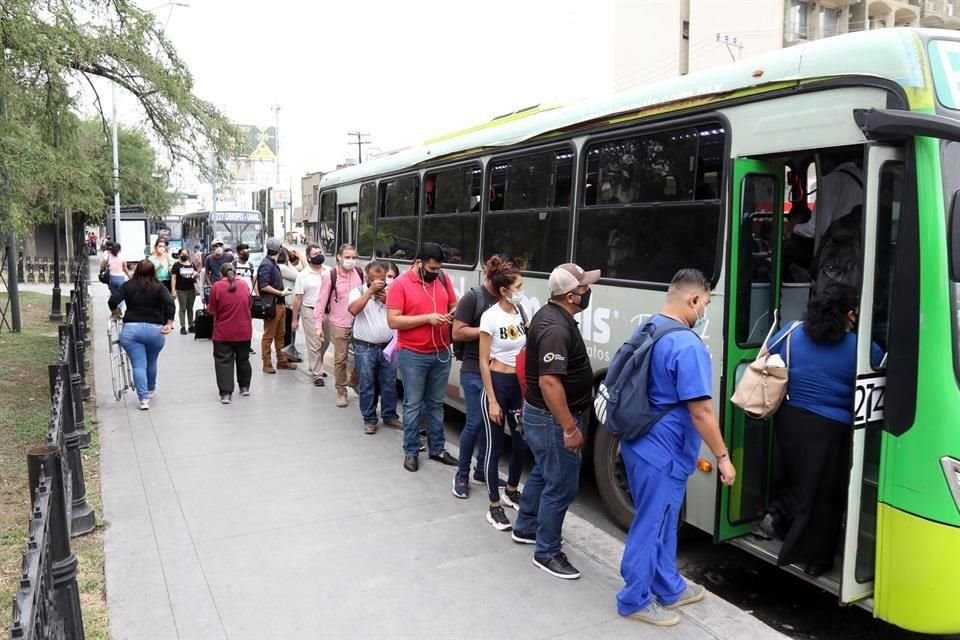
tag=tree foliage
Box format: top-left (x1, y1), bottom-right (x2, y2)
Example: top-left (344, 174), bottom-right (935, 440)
top-left (0, 0), bottom-right (237, 233)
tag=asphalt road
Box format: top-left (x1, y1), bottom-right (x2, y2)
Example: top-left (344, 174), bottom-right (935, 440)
top-left (439, 410), bottom-right (947, 640)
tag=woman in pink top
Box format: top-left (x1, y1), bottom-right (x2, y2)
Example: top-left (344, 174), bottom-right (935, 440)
top-left (208, 263), bottom-right (253, 404)
top-left (100, 242), bottom-right (131, 298)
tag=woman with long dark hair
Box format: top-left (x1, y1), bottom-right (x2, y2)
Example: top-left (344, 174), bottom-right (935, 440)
top-left (100, 241), bottom-right (131, 298)
top-left (754, 283), bottom-right (883, 576)
top-left (208, 262), bottom-right (253, 404)
top-left (108, 259), bottom-right (175, 410)
top-left (477, 255), bottom-right (529, 531)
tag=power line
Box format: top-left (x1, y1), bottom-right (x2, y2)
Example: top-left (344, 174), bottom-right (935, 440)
top-left (347, 131), bottom-right (370, 164)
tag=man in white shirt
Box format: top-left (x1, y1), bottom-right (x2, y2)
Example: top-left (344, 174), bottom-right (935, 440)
top-left (291, 244), bottom-right (331, 386)
top-left (347, 260), bottom-right (401, 434)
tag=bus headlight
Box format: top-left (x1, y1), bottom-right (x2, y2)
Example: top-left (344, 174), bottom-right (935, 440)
top-left (942, 456), bottom-right (960, 514)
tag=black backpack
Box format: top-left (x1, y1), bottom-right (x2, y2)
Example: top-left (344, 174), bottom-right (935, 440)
top-left (452, 285), bottom-right (495, 361)
top-left (322, 266), bottom-right (364, 314)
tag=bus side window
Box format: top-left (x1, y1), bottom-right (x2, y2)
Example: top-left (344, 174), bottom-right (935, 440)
top-left (737, 174), bottom-right (778, 345)
top-left (871, 161), bottom-right (904, 364)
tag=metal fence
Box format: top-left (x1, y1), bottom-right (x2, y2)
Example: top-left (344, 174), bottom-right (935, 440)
top-left (8, 260), bottom-right (97, 640)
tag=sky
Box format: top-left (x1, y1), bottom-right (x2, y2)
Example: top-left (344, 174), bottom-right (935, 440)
top-left (113, 0), bottom-right (616, 206)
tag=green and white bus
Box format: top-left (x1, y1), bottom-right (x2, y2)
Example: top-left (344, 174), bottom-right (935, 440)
top-left (313, 28), bottom-right (960, 633)
top-left (181, 209), bottom-right (266, 266)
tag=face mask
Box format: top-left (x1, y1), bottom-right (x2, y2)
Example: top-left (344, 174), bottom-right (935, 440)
top-left (574, 289), bottom-right (592, 311)
top-left (309, 254), bottom-right (325, 266)
top-left (180, 255), bottom-right (189, 262)
top-left (267, 250), bottom-right (278, 257)
top-left (692, 299), bottom-right (707, 330)
top-left (239, 251), bottom-right (249, 260)
top-left (341, 258), bottom-right (356, 270)
top-left (421, 267), bottom-right (439, 283)
top-left (385, 276), bottom-right (395, 285)
top-left (214, 247), bottom-right (223, 256)
top-left (158, 247), bottom-right (166, 254)
top-left (505, 290), bottom-right (524, 305)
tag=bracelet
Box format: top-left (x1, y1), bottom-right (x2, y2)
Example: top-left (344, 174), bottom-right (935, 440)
top-left (563, 429), bottom-right (578, 437)
top-left (716, 452), bottom-right (729, 462)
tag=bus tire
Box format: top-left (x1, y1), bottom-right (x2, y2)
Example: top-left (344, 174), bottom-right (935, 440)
top-left (593, 426), bottom-right (635, 532)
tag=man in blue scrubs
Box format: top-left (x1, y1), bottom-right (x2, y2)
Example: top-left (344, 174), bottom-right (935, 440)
top-left (617, 269), bottom-right (737, 627)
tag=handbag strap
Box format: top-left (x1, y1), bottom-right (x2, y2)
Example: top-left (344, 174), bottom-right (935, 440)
top-left (759, 309), bottom-right (780, 353)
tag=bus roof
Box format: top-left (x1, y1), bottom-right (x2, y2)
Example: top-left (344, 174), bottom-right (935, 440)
top-left (318, 28), bottom-right (950, 191)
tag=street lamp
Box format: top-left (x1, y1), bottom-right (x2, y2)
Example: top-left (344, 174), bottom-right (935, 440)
top-left (109, 1), bottom-right (189, 261)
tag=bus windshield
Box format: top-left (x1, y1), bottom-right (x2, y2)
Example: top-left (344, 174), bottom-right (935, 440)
top-left (214, 221), bottom-right (262, 251)
top-left (162, 220), bottom-right (183, 241)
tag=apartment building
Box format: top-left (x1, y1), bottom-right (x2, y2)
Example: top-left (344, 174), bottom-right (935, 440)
top-left (300, 171), bottom-right (324, 242)
top-left (613, 0), bottom-right (960, 92)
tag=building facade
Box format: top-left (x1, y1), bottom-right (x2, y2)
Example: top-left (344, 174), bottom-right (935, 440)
top-left (300, 171), bottom-right (324, 243)
top-left (613, 0), bottom-right (960, 92)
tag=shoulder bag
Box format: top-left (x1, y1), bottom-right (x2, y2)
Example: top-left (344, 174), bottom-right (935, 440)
top-left (731, 315), bottom-right (802, 420)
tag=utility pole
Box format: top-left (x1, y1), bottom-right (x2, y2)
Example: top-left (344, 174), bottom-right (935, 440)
top-left (716, 33), bottom-right (744, 62)
top-left (347, 131), bottom-right (370, 164)
top-left (49, 98), bottom-right (64, 323)
top-left (272, 104), bottom-right (281, 185)
top-left (111, 81), bottom-right (122, 244)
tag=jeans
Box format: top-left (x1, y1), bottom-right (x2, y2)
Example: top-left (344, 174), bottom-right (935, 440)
top-left (213, 340), bottom-right (252, 395)
top-left (397, 349), bottom-right (451, 456)
top-left (514, 401), bottom-right (582, 558)
top-left (481, 372), bottom-right (528, 502)
top-left (354, 342), bottom-right (399, 424)
top-left (119, 322), bottom-right (166, 400)
top-left (176, 288), bottom-right (197, 329)
top-left (109, 275), bottom-right (125, 300)
top-left (456, 371), bottom-right (487, 478)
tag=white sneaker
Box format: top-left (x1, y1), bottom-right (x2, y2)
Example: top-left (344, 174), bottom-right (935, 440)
top-left (662, 583), bottom-right (705, 609)
top-left (138, 399), bottom-right (150, 410)
top-left (625, 602), bottom-right (680, 627)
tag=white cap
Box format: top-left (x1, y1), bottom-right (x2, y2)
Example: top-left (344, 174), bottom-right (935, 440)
top-left (548, 263), bottom-right (601, 296)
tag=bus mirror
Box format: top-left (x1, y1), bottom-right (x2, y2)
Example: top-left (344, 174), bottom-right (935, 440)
top-left (854, 108), bottom-right (960, 143)
top-left (950, 191), bottom-right (960, 281)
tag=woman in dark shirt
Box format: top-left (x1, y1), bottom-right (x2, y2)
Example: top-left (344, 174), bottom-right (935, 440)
top-left (753, 283), bottom-right (883, 577)
top-left (108, 260), bottom-right (176, 410)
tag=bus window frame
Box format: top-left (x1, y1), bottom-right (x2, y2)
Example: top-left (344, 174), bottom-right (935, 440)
top-left (376, 172), bottom-right (420, 262)
top-left (482, 141), bottom-right (577, 275)
top-left (356, 181), bottom-right (378, 259)
top-left (421, 160), bottom-right (483, 270)
top-left (574, 113), bottom-right (731, 291)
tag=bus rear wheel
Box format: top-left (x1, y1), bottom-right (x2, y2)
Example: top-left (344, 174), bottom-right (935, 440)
top-left (593, 426), bottom-right (635, 532)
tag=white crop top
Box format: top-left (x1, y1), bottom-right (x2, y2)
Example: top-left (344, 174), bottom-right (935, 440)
top-left (478, 302), bottom-right (527, 367)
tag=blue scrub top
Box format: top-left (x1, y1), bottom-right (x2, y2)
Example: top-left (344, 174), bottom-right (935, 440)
top-left (768, 324), bottom-right (884, 425)
top-left (625, 314), bottom-right (713, 481)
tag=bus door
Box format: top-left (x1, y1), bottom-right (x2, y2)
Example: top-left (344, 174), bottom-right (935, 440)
top-left (717, 158), bottom-right (785, 540)
top-left (840, 144), bottom-right (903, 604)
top-left (337, 204), bottom-right (357, 249)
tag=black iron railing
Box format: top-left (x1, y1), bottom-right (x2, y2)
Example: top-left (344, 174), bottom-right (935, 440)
top-left (9, 260), bottom-right (97, 640)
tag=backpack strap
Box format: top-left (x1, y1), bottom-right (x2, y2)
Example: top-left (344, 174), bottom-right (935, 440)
top-left (470, 286), bottom-right (486, 327)
top-left (516, 302), bottom-right (528, 325)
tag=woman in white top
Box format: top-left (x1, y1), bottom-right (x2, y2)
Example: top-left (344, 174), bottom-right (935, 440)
top-left (100, 242), bottom-right (131, 298)
top-left (478, 256), bottom-right (530, 532)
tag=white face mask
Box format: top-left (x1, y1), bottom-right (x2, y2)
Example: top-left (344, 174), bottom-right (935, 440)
top-left (385, 276), bottom-right (395, 285)
top-left (692, 300), bottom-right (707, 330)
top-left (341, 258), bottom-right (356, 270)
top-left (505, 290), bottom-right (524, 306)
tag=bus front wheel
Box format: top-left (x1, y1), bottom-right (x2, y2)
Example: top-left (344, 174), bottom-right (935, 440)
top-left (593, 426), bottom-right (635, 532)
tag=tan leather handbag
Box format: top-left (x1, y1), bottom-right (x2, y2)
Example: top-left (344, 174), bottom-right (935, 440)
top-left (731, 319), bottom-right (802, 420)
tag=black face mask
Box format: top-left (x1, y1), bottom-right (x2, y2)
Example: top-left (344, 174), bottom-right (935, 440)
top-left (421, 267), bottom-right (439, 283)
top-left (267, 250), bottom-right (279, 258)
top-left (309, 254), bottom-right (325, 266)
top-left (575, 289), bottom-right (592, 311)
top-left (239, 251), bottom-right (250, 261)
top-left (180, 255), bottom-right (189, 262)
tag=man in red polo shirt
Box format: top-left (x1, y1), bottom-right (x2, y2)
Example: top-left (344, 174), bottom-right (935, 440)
top-left (387, 242), bottom-right (460, 472)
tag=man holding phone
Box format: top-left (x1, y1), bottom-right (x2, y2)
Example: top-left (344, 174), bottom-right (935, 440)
top-left (256, 237), bottom-right (296, 374)
top-left (387, 242), bottom-right (459, 472)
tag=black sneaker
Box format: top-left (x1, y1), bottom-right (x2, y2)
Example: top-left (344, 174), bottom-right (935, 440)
top-left (511, 530), bottom-right (536, 545)
top-left (179, 327), bottom-right (187, 335)
top-left (532, 552), bottom-right (581, 580)
top-left (188, 326), bottom-right (195, 334)
top-left (452, 474), bottom-right (469, 499)
top-left (486, 505), bottom-right (512, 531)
top-left (501, 488), bottom-right (522, 511)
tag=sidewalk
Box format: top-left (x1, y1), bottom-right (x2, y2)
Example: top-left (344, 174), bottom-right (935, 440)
top-left (90, 265), bottom-right (786, 640)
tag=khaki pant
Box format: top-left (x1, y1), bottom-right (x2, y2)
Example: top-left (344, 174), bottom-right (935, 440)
top-left (176, 288), bottom-right (197, 329)
top-left (262, 304), bottom-right (289, 367)
top-left (301, 305), bottom-right (331, 381)
top-left (330, 325), bottom-right (359, 395)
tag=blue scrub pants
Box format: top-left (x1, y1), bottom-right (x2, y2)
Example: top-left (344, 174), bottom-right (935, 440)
top-left (616, 444), bottom-right (688, 616)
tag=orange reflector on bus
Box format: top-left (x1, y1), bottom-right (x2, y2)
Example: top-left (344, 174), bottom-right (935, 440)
top-left (752, 69), bottom-right (764, 78)
top-left (697, 459), bottom-right (713, 473)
